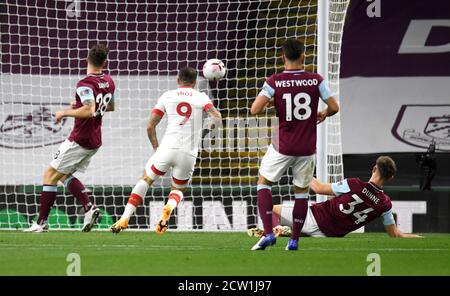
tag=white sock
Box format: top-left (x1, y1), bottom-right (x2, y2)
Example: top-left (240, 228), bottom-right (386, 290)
top-left (166, 190), bottom-right (184, 211)
top-left (122, 203), bottom-right (136, 220)
top-left (294, 193), bottom-right (308, 199)
top-left (122, 180), bottom-right (149, 220)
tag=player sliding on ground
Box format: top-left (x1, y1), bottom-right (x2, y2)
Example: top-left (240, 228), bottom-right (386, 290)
top-left (24, 44), bottom-right (116, 233)
top-left (250, 38), bottom-right (340, 251)
top-left (111, 67), bottom-right (222, 234)
top-left (248, 156), bottom-right (422, 239)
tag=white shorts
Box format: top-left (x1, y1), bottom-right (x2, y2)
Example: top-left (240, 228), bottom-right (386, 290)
top-left (50, 139), bottom-right (98, 175)
top-left (144, 148), bottom-right (196, 188)
top-left (280, 203), bottom-right (326, 238)
top-left (259, 144), bottom-right (315, 188)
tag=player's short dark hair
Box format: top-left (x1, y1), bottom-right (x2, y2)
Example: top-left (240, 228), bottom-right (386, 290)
top-left (178, 67), bottom-right (197, 84)
top-left (88, 44), bottom-right (109, 67)
top-left (376, 156), bottom-right (397, 180)
top-left (282, 38), bottom-right (305, 61)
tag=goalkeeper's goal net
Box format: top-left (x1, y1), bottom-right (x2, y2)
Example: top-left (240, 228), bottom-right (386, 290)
top-left (0, 0), bottom-right (349, 230)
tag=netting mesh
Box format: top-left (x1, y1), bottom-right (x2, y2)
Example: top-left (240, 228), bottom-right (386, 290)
top-left (0, 0), bottom-right (348, 230)
top-left (326, 0), bottom-right (349, 184)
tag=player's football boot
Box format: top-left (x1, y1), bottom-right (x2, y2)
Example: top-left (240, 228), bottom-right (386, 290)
top-left (81, 206), bottom-right (101, 232)
top-left (247, 227), bottom-right (264, 238)
top-left (285, 239), bottom-right (298, 251)
top-left (155, 205), bottom-right (172, 235)
top-left (110, 217), bottom-right (129, 234)
top-left (274, 225), bottom-right (292, 237)
top-left (251, 233), bottom-right (277, 251)
top-left (23, 221), bottom-right (49, 233)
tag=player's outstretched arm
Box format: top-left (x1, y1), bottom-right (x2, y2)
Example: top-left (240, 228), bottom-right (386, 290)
top-left (147, 112), bottom-right (162, 151)
top-left (54, 100), bottom-right (96, 123)
top-left (203, 106), bottom-right (222, 134)
top-left (206, 106), bottom-right (222, 126)
top-left (310, 178), bottom-right (335, 196)
top-left (384, 224), bottom-right (423, 238)
top-left (317, 96), bottom-right (339, 124)
top-left (250, 95), bottom-right (271, 115)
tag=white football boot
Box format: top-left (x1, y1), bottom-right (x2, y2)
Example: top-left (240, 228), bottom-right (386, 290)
top-left (23, 221), bottom-right (49, 233)
top-left (81, 206), bottom-right (101, 232)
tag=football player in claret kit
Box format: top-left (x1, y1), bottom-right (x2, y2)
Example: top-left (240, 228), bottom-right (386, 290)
top-left (248, 156), bottom-right (422, 239)
top-left (250, 38), bottom-right (340, 251)
top-left (111, 67), bottom-right (222, 234)
top-left (24, 44), bottom-right (116, 232)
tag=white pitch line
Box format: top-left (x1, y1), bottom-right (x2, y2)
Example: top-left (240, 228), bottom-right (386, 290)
top-left (298, 247), bottom-right (450, 252)
top-left (0, 243), bottom-right (209, 250)
top-left (0, 243), bottom-right (448, 252)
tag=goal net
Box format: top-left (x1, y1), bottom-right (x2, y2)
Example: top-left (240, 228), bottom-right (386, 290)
top-left (0, 0), bottom-right (349, 231)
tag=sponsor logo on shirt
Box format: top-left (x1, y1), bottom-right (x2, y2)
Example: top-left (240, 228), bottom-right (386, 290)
top-left (80, 88), bottom-right (90, 96)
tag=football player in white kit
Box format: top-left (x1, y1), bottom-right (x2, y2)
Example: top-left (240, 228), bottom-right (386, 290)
top-left (111, 67), bottom-right (222, 234)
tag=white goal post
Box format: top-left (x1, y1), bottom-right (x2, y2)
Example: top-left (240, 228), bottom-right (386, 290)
top-left (0, 0), bottom-right (349, 230)
top-left (316, 0), bottom-right (349, 202)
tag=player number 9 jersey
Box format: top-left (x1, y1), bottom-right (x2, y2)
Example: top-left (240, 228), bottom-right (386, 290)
top-left (152, 87), bottom-right (214, 156)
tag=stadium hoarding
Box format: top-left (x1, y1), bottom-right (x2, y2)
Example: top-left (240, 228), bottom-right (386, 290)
top-left (1, 186), bottom-right (449, 233)
top-left (340, 78), bottom-right (450, 153)
top-left (339, 0), bottom-right (450, 154)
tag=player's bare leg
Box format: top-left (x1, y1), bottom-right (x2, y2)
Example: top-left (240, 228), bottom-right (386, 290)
top-left (286, 186), bottom-right (309, 251)
top-left (24, 167), bottom-right (65, 232)
top-left (111, 172), bottom-right (154, 233)
top-left (60, 174), bottom-right (100, 232)
top-left (251, 175), bottom-right (277, 250)
top-left (155, 181), bottom-right (187, 235)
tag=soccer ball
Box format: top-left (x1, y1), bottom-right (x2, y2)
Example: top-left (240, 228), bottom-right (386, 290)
top-left (202, 59), bottom-right (226, 81)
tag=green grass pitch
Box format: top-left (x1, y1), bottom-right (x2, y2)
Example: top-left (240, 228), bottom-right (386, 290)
top-left (0, 231), bottom-right (449, 276)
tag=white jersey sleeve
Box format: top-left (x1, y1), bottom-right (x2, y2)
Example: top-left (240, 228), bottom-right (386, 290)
top-left (152, 92), bottom-right (166, 116)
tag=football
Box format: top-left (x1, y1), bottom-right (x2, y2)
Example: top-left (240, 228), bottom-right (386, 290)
top-left (202, 58), bottom-right (226, 81)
